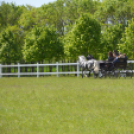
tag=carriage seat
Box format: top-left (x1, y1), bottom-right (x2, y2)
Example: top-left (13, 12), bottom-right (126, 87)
top-left (113, 58), bottom-right (127, 70)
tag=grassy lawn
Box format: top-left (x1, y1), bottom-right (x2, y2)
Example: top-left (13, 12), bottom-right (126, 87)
top-left (0, 77), bottom-right (134, 134)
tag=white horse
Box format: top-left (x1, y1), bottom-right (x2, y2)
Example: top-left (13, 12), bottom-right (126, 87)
top-left (78, 55), bottom-right (100, 78)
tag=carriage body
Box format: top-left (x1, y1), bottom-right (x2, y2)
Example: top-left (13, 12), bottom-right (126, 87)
top-left (99, 58), bottom-right (133, 78)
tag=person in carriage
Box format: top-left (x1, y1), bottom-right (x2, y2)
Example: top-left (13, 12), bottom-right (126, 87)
top-left (106, 50), bottom-right (127, 70)
top-left (86, 54), bottom-right (94, 60)
top-left (113, 50), bottom-right (127, 63)
top-left (108, 51), bottom-right (114, 62)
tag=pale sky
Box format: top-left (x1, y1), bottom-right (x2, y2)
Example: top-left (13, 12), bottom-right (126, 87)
top-left (1, 0), bottom-right (57, 7)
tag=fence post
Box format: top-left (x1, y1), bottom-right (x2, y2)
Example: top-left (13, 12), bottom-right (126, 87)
top-left (77, 61), bottom-right (79, 77)
top-left (37, 62), bottom-right (39, 78)
top-left (56, 62), bottom-right (59, 77)
top-left (18, 63), bottom-right (20, 78)
top-left (0, 64), bottom-right (2, 78)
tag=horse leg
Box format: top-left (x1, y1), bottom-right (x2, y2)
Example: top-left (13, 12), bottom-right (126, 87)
top-left (82, 70), bottom-right (83, 78)
top-left (84, 70), bottom-right (87, 77)
top-left (88, 71), bottom-right (90, 77)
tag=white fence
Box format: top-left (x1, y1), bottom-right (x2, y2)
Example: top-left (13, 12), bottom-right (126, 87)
top-left (0, 60), bottom-right (134, 78)
top-left (0, 62), bottom-right (80, 78)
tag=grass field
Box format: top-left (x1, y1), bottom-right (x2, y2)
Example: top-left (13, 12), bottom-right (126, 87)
top-left (0, 77), bottom-right (134, 134)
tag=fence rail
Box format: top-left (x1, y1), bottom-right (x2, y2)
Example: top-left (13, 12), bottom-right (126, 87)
top-left (0, 60), bottom-right (134, 78)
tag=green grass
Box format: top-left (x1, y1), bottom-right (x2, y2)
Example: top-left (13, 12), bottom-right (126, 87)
top-left (0, 77), bottom-right (134, 134)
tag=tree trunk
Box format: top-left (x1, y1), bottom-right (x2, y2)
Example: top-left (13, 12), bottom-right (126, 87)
top-left (25, 63), bottom-right (27, 74)
top-left (7, 63), bottom-right (11, 77)
top-left (70, 59), bottom-right (73, 72)
top-left (20, 63), bottom-right (23, 73)
top-left (14, 62), bottom-right (17, 75)
top-left (31, 62), bottom-right (34, 76)
top-left (68, 60), bottom-right (70, 76)
top-left (49, 60), bottom-right (52, 76)
top-left (42, 60), bottom-right (44, 77)
top-left (62, 60), bottom-right (65, 76)
top-left (74, 59), bottom-right (77, 76)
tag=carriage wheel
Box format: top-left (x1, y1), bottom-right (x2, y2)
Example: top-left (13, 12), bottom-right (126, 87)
top-left (103, 70), bottom-right (107, 78)
top-left (107, 71), bottom-right (110, 78)
top-left (105, 71), bottom-right (107, 78)
top-left (108, 71), bottom-right (114, 78)
top-left (106, 71), bottom-right (110, 78)
top-left (115, 71), bottom-right (119, 78)
top-left (104, 70), bottom-right (107, 78)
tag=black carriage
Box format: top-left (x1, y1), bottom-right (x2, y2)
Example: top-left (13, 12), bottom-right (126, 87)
top-left (94, 58), bottom-right (133, 78)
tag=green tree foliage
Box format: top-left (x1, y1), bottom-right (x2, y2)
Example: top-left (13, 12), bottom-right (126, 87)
top-left (0, 2), bottom-right (24, 28)
top-left (0, 0), bottom-right (134, 63)
top-left (127, 0), bottom-right (134, 18)
top-left (41, 0), bottom-right (68, 36)
top-left (19, 7), bottom-right (40, 33)
top-left (64, 13), bottom-right (101, 59)
top-left (40, 0), bottom-right (100, 36)
top-left (118, 18), bottom-right (134, 59)
top-left (77, 0), bottom-right (100, 14)
top-left (23, 26), bottom-right (64, 62)
top-left (0, 26), bottom-right (23, 63)
top-left (95, 0), bottom-right (132, 28)
top-left (100, 24), bottom-right (124, 59)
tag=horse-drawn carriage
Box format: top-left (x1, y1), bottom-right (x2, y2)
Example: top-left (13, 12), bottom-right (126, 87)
top-left (78, 55), bottom-right (133, 78)
top-left (98, 58), bottom-right (133, 78)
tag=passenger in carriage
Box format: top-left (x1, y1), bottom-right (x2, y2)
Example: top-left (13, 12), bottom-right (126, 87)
top-left (108, 51), bottom-right (114, 62)
top-left (116, 52), bottom-right (127, 60)
top-left (113, 51), bottom-right (119, 63)
top-left (123, 53), bottom-right (128, 60)
top-left (105, 51), bottom-right (114, 71)
top-left (105, 51), bottom-right (127, 72)
top-left (105, 51), bottom-right (119, 71)
top-left (118, 52), bottom-right (124, 58)
top-left (113, 50), bottom-right (119, 56)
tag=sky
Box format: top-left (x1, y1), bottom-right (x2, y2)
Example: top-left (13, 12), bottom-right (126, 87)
top-left (1, 0), bottom-right (57, 7)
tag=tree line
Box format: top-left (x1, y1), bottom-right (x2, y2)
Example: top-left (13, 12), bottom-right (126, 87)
top-left (0, 0), bottom-right (134, 65)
